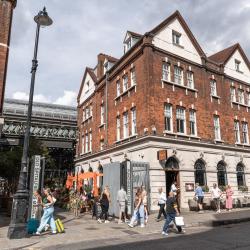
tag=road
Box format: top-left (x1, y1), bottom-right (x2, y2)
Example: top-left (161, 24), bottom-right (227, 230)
top-left (52, 222), bottom-right (250, 250)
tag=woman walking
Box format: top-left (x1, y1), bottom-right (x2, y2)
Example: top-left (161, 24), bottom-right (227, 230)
top-left (97, 186), bottom-right (110, 223)
top-left (34, 190), bottom-right (43, 221)
top-left (225, 185), bottom-right (233, 211)
top-left (36, 188), bottom-right (56, 235)
top-left (128, 187), bottom-right (145, 228)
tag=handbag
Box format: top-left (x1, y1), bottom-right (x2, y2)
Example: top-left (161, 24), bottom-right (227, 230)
top-left (175, 216), bottom-right (185, 226)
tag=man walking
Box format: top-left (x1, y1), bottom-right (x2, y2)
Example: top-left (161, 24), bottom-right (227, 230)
top-left (117, 185), bottom-right (128, 224)
top-left (162, 192), bottom-right (183, 236)
top-left (195, 183), bottom-right (204, 213)
top-left (156, 187), bottom-right (167, 221)
top-left (211, 183), bottom-right (222, 213)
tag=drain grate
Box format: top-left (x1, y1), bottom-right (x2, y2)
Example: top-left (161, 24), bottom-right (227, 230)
top-left (122, 230), bottom-right (140, 235)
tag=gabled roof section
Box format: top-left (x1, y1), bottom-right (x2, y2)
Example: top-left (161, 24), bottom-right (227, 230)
top-left (100, 53), bottom-right (119, 63)
top-left (77, 67), bottom-right (97, 102)
top-left (149, 10), bottom-right (206, 57)
top-left (123, 30), bottom-right (142, 42)
top-left (208, 43), bottom-right (250, 70)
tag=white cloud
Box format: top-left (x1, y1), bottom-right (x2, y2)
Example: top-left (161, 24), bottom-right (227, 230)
top-left (53, 91), bottom-right (77, 106)
top-left (12, 91), bottom-right (50, 103)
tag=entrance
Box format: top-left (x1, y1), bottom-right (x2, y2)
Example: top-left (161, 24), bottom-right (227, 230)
top-left (165, 157), bottom-right (180, 206)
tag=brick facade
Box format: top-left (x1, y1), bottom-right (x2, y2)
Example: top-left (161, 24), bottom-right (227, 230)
top-left (75, 11), bottom-right (250, 209)
top-left (0, 0), bottom-right (16, 116)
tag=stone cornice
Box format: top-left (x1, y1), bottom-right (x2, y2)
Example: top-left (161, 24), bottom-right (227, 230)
top-left (1, 0), bottom-right (17, 8)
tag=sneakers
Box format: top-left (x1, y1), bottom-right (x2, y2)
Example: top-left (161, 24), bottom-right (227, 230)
top-left (35, 231), bottom-right (41, 236)
top-left (161, 231), bottom-right (168, 236)
top-left (128, 223), bottom-right (134, 228)
top-left (198, 210), bottom-right (204, 214)
top-left (97, 218), bottom-right (103, 223)
top-left (125, 219), bottom-right (130, 223)
top-left (140, 224), bottom-right (145, 228)
top-left (118, 220), bottom-right (123, 224)
top-left (51, 231), bottom-right (57, 234)
top-left (104, 220), bottom-right (110, 224)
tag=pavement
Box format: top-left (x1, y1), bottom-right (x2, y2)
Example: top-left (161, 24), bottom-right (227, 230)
top-left (1, 207), bottom-right (250, 250)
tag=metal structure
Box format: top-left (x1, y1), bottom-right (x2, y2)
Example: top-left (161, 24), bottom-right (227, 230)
top-left (2, 98), bottom-right (77, 147)
top-left (7, 7), bottom-right (53, 239)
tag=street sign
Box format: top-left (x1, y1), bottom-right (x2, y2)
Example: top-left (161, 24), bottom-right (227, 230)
top-left (29, 155), bottom-right (41, 219)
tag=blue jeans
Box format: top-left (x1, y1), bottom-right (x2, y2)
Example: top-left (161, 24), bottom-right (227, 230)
top-left (37, 206), bottom-right (56, 233)
top-left (130, 205), bottom-right (145, 225)
top-left (163, 212), bottom-right (182, 233)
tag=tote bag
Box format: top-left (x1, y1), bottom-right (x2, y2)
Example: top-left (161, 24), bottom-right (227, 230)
top-left (175, 216), bottom-right (185, 226)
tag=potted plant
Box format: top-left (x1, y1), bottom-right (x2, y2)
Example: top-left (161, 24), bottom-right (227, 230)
top-left (238, 185), bottom-right (248, 192)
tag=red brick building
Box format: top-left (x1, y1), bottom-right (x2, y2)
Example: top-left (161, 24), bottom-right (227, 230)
top-left (75, 11), bottom-right (250, 209)
top-left (0, 0), bottom-right (16, 128)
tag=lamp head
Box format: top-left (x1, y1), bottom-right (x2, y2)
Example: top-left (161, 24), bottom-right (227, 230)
top-left (34, 7), bottom-right (53, 26)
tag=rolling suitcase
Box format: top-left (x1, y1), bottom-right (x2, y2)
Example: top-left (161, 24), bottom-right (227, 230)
top-left (55, 218), bottom-right (65, 233)
top-left (27, 218), bottom-right (39, 234)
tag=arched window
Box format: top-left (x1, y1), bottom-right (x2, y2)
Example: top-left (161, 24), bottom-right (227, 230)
top-left (98, 164), bottom-right (103, 188)
top-left (194, 159), bottom-right (206, 186)
top-left (165, 157), bottom-right (179, 170)
top-left (236, 163), bottom-right (245, 187)
top-left (217, 161), bottom-right (227, 186)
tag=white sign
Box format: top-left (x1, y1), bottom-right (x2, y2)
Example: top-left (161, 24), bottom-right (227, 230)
top-left (31, 155), bottom-right (41, 219)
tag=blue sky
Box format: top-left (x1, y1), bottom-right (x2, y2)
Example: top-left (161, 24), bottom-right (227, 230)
top-left (5, 0), bottom-right (250, 106)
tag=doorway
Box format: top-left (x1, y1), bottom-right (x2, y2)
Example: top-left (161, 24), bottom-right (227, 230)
top-left (165, 157), bottom-right (180, 207)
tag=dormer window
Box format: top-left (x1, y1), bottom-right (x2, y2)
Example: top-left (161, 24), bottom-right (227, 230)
top-left (172, 30), bottom-right (181, 46)
top-left (235, 60), bottom-right (241, 72)
top-left (103, 60), bottom-right (114, 74)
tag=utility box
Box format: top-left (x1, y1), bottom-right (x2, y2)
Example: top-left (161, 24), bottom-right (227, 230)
top-left (103, 160), bottom-right (150, 217)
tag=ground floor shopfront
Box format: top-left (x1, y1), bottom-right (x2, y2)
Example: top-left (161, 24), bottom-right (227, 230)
top-left (75, 136), bottom-right (250, 210)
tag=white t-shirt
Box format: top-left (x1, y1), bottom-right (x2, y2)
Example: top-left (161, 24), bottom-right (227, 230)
top-left (171, 184), bottom-right (177, 195)
top-left (211, 187), bottom-right (221, 199)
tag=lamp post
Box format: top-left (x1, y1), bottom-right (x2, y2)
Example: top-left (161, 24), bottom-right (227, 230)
top-left (7, 7), bottom-right (52, 239)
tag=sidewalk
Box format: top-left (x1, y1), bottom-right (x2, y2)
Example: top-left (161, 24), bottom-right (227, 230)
top-left (1, 207), bottom-right (250, 250)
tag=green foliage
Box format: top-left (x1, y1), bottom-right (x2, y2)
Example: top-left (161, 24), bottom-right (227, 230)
top-left (202, 185), bottom-right (209, 192)
top-left (0, 138), bottom-right (52, 183)
top-left (238, 185), bottom-right (248, 192)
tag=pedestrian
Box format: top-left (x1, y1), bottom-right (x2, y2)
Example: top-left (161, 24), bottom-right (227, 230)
top-left (117, 185), bottom-right (128, 224)
top-left (225, 185), bottom-right (233, 211)
top-left (156, 187), bottom-right (167, 222)
top-left (35, 188), bottom-right (57, 235)
top-left (34, 190), bottom-right (43, 221)
top-left (72, 191), bottom-right (81, 218)
top-left (141, 186), bottom-right (149, 224)
top-left (170, 181), bottom-right (178, 196)
top-left (211, 183), bottom-right (222, 213)
top-left (97, 186), bottom-right (110, 223)
top-left (194, 183), bottom-right (204, 213)
top-left (128, 187), bottom-right (145, 228)
top-left (161, 192), bottom-right (183, 236)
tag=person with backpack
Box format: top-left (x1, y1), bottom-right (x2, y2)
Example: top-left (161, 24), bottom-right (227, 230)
top-left (35, 188), bottom-right (57, 235)
top-left (194, 183), bottom-right (204, 213)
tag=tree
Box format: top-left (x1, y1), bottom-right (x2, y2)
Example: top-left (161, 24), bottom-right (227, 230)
top-left (0, 138), bottom-right (53, 188)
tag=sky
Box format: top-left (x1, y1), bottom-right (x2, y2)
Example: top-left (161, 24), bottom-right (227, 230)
top-left (5, 0), bottom-right (250, 106)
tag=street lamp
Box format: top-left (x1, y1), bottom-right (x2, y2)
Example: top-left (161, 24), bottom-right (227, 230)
top-left (7, 7), bottom-right (53, 239)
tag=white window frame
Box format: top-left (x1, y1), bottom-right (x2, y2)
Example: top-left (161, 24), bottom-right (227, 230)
top-left (123, 75), bottom-right (128, 92)
top-left (242, 122), bottom-right (249, 144)
top-left (89, 132), bottom-right (92, 152)
top-left (187, 71), bottom-right (194, 89)
top-left (116, 116), bottom-right (121, 141)
top-left (174, 66), bottom-right (183, 85)
top-left (164, 104), bottom-right (173, 132)
top-left (172, 30), bottom-right (181, 45)
top-left (176, 108), bottom-right (186, 134)
top-left (238, 89), bottom-right (245, 104)
top-left (100, 140), bottom-right (104, 150)
top-left (100, 104), bottom-right (105, 125)
top-left (82, 109), bottom-right (85, 121)
top-left (131, 108), bottom-right (137, 135)
top-left (214, 116), bottom-right (221, 140)
top-left (131, 69), bottom-right (136, 86)
top-left (85, 133), bottom-right (88, 153)
top-left (123, 112), bottom-right (129, 138)
top-left (162, 62), bottom-right (170, 81)
top-left (210, 80), bottom-right (217, 96)
top-left (189, 110), bottom-right (197, 136)
top-left (81, 136), bottom-right (85, 154)
top-left (230, 87), bottom-right (236, 102)
top-left (234, 120), bottom-right (240, 144)
top-left (235, 60), bottom-right (241, 72)
top-left (116, 80), bottom-right (121, 96)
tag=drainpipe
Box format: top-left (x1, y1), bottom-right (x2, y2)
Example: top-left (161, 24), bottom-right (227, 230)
top-left (105, 71), bottom-right (109, 148)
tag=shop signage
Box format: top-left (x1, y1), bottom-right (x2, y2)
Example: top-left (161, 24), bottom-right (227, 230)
top-left (157, 150), bottom-right (168, 161)
top-left (185, 183), bottom-right (194, 192)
